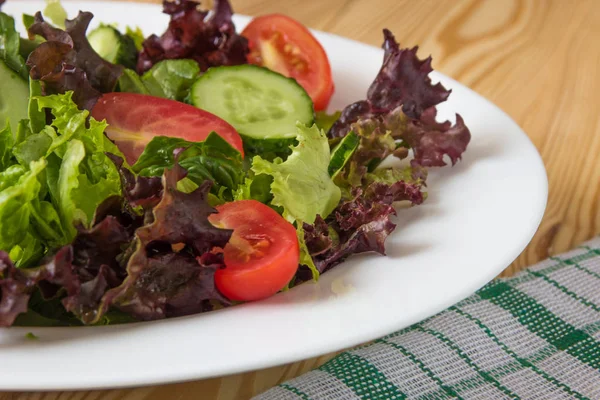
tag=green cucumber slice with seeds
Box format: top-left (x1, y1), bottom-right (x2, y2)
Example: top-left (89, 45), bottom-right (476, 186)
top-left (190, 65), bottom-right (314, 147)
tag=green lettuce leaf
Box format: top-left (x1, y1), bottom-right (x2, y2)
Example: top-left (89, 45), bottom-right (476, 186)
top-left (44, 0), bottom-right (68, 29)
top-left (132, 132), bottom-right (244, 201)
top-left (365, 165), bottom-right (426, 186)
top-left (57, 140), bottom-right (92, 237)
top-left (117, 68), bottom-right (150, 95)
top-left (22, 14), bottom-right (36, 30)
top-left (0, 91), bottom-right (122, 265)
top-left (296, 223), bottom-right (319, 281)
top-left (0, 165), bottom-right (26, 191)
top-left (36, 93), bottom-right (122, 237)
top-left (28, 79), bottom-right (47, 134)
top-left (141, 59), bottom-right (200, 101)
top-left (0, 159), bottom-right (46, 266)
top-left (0, 122), bottom-right (15, 170)
top-left (118, 60), bottom-right (200, 102)
top-left (0, 11), bottom-right (28, 79)
top-left (251, 123), bottom-right (341, 224)
top-left (315, 110), bottom-right (341, 133)
top-left (234, 174), bottom-right (273, 204)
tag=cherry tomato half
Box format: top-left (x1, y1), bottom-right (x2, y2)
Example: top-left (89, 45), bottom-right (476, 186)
top-left (209, 200), bottom-right (299, 302)
top-left (242, 14), bottom-right (335, 111)
top-left (91, 93), bottom-right (244, 165)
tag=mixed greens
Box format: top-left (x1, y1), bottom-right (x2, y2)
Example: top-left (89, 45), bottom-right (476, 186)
top-left (0, 0), bottom-right (470, 327)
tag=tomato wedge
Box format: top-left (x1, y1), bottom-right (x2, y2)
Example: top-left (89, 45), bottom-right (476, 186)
top-left (242, 14), bottom-right (334, 111)
top-left (208, 200), bottom-right (299, 302)
top-left (91, 93), bottom-right (244, 165)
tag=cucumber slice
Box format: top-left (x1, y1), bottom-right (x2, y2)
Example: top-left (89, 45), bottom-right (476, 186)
top-left (88, 24), bottom-right (137, 69)
top-left (329, 131), bottom-right (359, 177)
top-left (190, 65), bottom-right (314, 142)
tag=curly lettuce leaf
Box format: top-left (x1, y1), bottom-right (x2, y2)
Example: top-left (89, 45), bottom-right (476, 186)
top-left (234, 174), bottom-right (273, 205)
top-left (1, 92), bottom-right (122, 266)
top-left (299, 179), bottom-right (425, 277)
top-left (333, 106), bottom-right (467, 200)
top-left (401, 107), bottom-right (471, 167)
top-left (0, 159), bottom-right (67, 267)
top-left (137, 0), bottom-right (248, 74)
top-left (27, 11), bottom-right (123, 110)
top-left (0, 160), bottom-right (46, 265)
top-left (0, 252), bottom-right (33, 326)
top-left (0, 165), bottom-right (26, 191)
top-left (57, 140), bottom-right (121, 238)
top-left (89, 165), bottom-right (232, 323)
top-left (252, 123), bottom-right (341, 224)
top-left (329, 29), bottom-right (451, 139)
top-left (107, 153), bottom-right (163, 210)
top-left (327, 29), bottom-right (470, 171)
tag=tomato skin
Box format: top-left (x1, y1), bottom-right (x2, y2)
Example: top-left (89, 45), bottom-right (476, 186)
top-left (209, 200), bottom-right (299, 302)
top-left (91, 93), bottom-right (244, 165)
top-left (242, 14), bottom-right (334, 111)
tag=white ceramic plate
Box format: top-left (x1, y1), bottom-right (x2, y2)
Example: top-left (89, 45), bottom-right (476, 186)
top-left (1, 0), bottom-right (547, 391)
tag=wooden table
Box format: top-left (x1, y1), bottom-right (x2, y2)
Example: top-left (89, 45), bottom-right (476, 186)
top-left (4, 0), bottom-right (600, 398)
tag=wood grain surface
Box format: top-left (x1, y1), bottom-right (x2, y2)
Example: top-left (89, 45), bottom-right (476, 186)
top-left (3, 0), bottom-right (600, 398)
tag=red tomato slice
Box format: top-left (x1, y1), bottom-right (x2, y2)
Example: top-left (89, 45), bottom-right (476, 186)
top-left (208, 200), bottom-right (299, 302)
top-left (91, 93), bottom-right (244, 165)
top-left (242, 14), bottom-right (334, 111)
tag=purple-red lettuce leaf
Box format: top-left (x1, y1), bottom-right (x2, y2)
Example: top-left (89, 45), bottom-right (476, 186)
top-left (0, 247), bottom-right (79, 327)
top-left (328, 29), bottom-right (450, 139)
top-left (328, 29), bottom-right (470, 169)
top-left (298, 179), bottom-right (425, 280)
top-left (402, 106), bottom-right (470, 167)
top-left (137, 0), bottom-right (249, 74)
top-left (107, 153), bottom-right (163, 210)
top-left (368, 30), bottom-right (450, 119)
top-left (92, 164), bottom-right (232, 322)
top-left (334, 105), bottom-right (468, 195)
top-left (26, 12), bottom-right (123, 110)
top-left (0, 251), bottom-right (33, 326)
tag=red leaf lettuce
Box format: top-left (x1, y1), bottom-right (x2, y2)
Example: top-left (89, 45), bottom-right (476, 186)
top-left (328, 29), bottom-right (470, 169)
top-left (137, 0), bottom-right (249, 74)
top-left (26, 12), bottom-right (123, 110)
top-left (296, 179), bottom-right (424, 281)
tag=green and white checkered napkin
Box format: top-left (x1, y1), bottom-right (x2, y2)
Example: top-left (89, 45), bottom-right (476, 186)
top-left (255, 237), bottom-right (600, 399)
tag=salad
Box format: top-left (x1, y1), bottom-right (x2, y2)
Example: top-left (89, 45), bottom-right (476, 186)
top-left (0, 0), bottom-right (470, 326)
